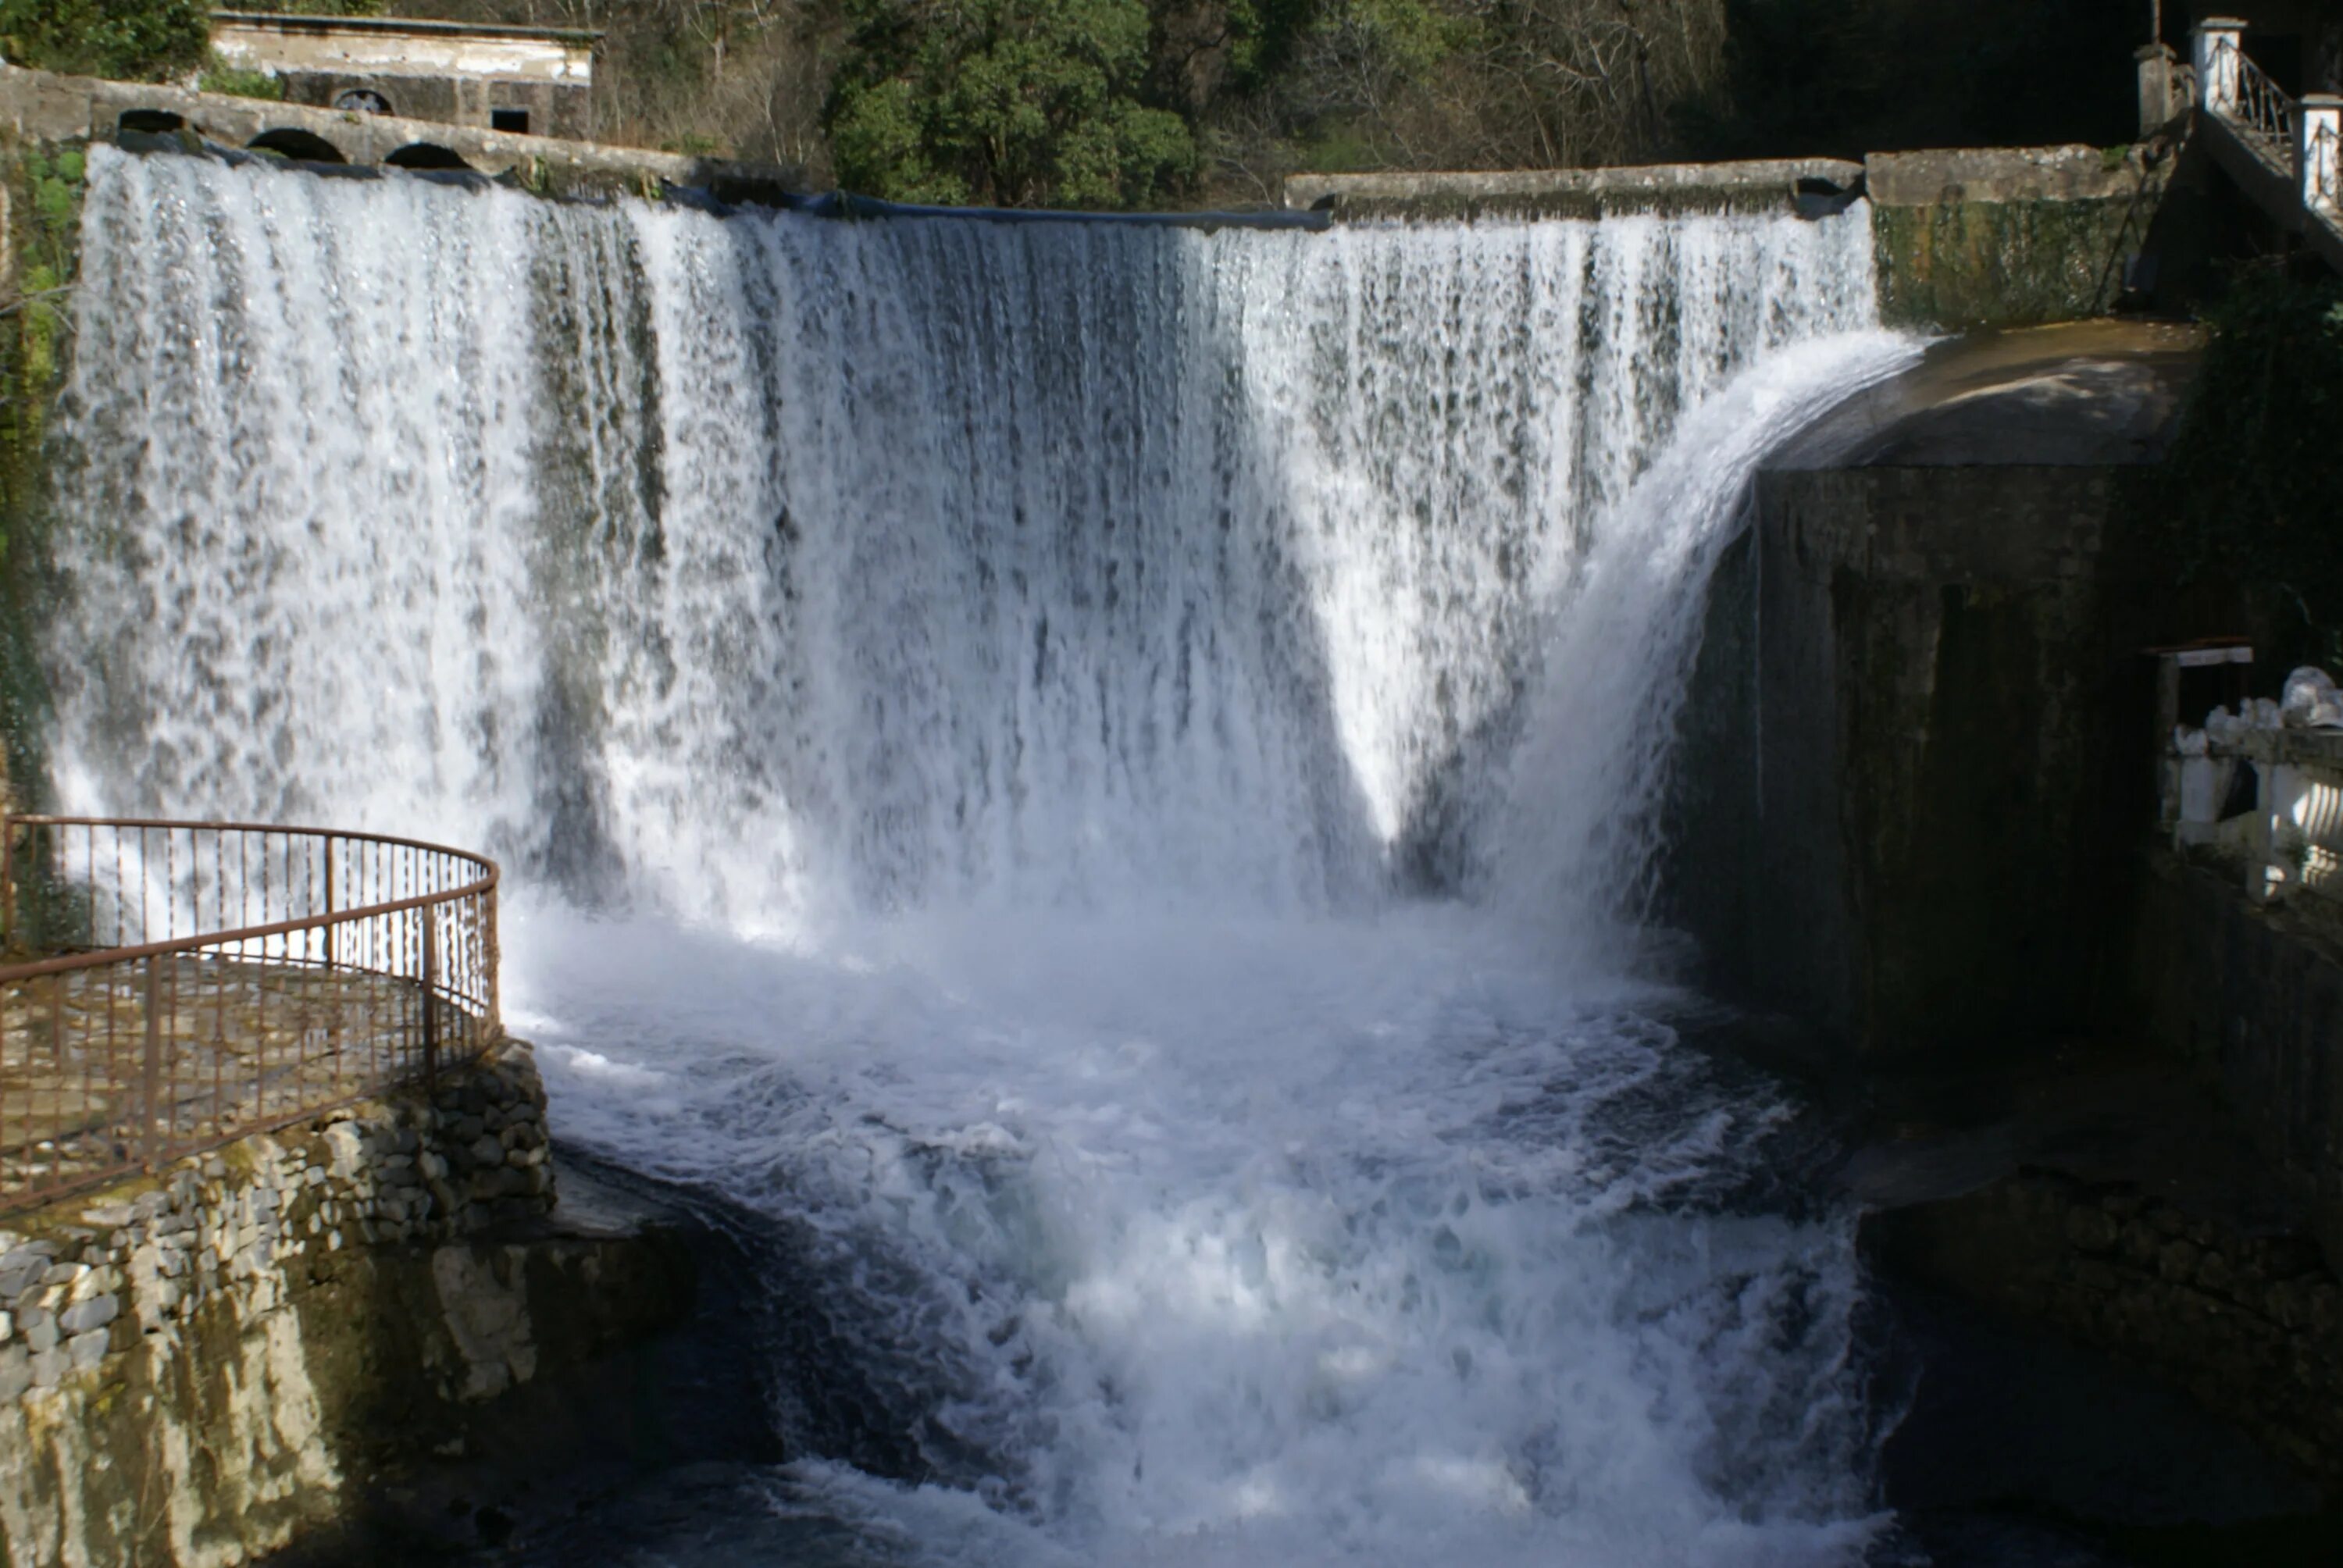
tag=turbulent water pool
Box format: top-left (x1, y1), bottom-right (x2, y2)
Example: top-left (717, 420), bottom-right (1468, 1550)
top-left (42, 144), bottom-right (1952, 1563)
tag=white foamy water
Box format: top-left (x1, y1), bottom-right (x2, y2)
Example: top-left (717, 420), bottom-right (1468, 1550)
top-left (46, 144), bottom-right (1922, 1563)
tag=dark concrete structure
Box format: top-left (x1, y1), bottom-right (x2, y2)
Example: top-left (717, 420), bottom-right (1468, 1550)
top-left (1670, 323), bottom-right (2206, 1060)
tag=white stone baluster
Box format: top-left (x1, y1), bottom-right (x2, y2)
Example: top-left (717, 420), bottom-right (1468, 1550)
top-left (2303, 94), bottom-right (2343, 216)
top-left (2195, 17), bottom-right (2248, 116)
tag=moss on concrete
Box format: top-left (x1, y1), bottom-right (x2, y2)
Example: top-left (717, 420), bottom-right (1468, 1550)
top-left (1872, 194), bottom-right (2142, 331)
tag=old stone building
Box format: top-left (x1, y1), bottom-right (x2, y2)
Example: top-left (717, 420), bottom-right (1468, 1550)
top-left (209, 11), bottom-right (598, 141)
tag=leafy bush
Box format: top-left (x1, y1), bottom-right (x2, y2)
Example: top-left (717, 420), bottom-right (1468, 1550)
top-left (826, 0), bottom-right (1196, 209)
top-left (0, 0), bottom-right (210, 83)
top-left (197, 55), bottom-right (284, 100)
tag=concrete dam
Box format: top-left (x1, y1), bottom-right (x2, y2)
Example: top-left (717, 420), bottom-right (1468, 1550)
top-left (4, 34), bottom-right (2342, 1566)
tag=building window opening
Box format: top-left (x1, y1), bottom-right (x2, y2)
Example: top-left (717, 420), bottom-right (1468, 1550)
top-left (491, 109), bottom-right (530, 134)
top-left (335, 89), bottom-right (393, 116)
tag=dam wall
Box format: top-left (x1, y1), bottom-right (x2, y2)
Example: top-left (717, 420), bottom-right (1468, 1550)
top-left (0, 60), bottom-right (2174, 333)
top-left (1289, 143), bottom-right (2173, 333)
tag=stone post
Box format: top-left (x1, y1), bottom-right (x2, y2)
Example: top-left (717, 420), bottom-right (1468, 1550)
top-left (2137, 43), bottom-right (2187, 136)
top-left (2302, 94), bottom-right (2343, 215)
top-left (2194, 17), bottom-right (2248, 116)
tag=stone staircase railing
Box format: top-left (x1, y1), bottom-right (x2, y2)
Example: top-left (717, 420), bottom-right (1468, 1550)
top-left (2191, 19), bottom-right (2343, 273)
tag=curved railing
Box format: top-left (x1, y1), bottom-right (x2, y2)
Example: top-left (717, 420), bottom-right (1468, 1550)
top-left (0, 818), bottom-right (500, 1213)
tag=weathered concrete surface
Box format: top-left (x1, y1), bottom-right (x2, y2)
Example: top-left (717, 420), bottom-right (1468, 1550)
top-left (1753, 465), bottom-right (2119, 1056)
top-left (212, 12), bottom-right (597, 144)
top-left (0, 1042), bottom-right (689, 1566)
top-left (1287, 144), bottom-right (2171, 332)
top-left (1670, 325), bottom-right (2198, 1061)
top-left (1282, 158), bottom-right (1864, 219)
top-left (1867, 144), bottom-right (2170, 331)
top-left (1774, 320), bottom-right (2205, 469)
top-left (0, 62), bottom-right (797, 203)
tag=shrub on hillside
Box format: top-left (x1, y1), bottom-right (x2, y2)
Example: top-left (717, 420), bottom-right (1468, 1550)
top-left (0, 0), bottom-right (209, 82)
top-left (827, 0), bottom-right (1196, 209)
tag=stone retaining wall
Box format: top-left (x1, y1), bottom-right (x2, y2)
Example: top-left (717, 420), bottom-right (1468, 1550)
top-left (2131, 849), bottom-right (2343, 1246)
top-left (0, 1040), bottom-right (683, 1566)
top-left (1866, 1166), bottom-right (2343, 1495)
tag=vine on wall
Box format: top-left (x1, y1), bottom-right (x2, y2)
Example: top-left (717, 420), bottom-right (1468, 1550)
top-left (2152, 262), bottom-right (2343, 671)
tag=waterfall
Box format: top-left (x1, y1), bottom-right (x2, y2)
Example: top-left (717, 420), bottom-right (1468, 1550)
top-left (45, 144), bottom-right (1923, 1565)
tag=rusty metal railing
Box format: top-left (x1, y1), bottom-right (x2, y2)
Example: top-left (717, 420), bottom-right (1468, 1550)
top-left (2209, 33), bottom-right (2297, 151)
top-left (0, 818), bottom-right (499, 1213)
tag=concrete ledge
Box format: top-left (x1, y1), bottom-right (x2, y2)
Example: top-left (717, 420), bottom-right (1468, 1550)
top-left (1282, 158), bottom-right (1864, 219)
top-left (1863, 144), bottom-right (2145, 206)
top-left (0, 62), bottom-right (801, 204)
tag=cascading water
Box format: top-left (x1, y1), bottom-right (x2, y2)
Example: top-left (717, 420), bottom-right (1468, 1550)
top-left (44, 144), bottom-right (1924, 1564)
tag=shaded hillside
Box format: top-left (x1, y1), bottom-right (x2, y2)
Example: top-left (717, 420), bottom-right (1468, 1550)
top-left (3, 0), bottom-right (2166, 205)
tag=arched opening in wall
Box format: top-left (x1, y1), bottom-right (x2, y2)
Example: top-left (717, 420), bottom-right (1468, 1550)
top-left (386, 143), bottom-right (475, 172)
top-left (334, 89), bottom-right (394, 116)
top-left (248, 129), bottom-right (347, 164)
top-left (117, 110), bottom-right (185, 135)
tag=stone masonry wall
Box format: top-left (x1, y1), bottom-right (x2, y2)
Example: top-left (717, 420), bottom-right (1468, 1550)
top-left (2131, 849), bottom-right (2343, 1251)
top-left (0, 1040), bottom-right (628, 1567)
top-left (1865, 1167), bottom-right (2343, 1495)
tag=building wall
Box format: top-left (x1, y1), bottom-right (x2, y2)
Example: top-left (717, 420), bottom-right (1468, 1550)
top-left (210, 16), bottom-right (594, 141)
top-left (273, 71), bottom-right (590, 141)
top-left (210, 18), bottom-right (591, 87)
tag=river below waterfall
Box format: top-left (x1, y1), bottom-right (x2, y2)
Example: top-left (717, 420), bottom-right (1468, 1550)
top-left (38, 144), bottom-right (1976, 1562)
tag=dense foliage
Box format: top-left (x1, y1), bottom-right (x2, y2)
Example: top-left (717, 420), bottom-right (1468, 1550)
top-left (2157, 264), bottom-right (2343, 666)
top-left (828, 0), bottom-right (1194, 207)
top-left (366, 0), bottom-right (2149, 205)
top-left (6, 0), bottom-right (2150, 206)
top-left (0, 0), bottom-right (209, 82)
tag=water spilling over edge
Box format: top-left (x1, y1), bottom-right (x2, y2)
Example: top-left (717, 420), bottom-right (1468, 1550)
top-left (44, 145), bottom-right (1924, 1564)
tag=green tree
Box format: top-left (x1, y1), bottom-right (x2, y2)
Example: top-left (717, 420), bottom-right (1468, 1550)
top-left (826, 0), bottom-right (1197, 209)
top-left (0, 0), bottom-right (210, 82)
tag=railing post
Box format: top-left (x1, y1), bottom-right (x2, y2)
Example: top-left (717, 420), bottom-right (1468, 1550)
top-left (2195, 17), bottom-right (2248, 116)
top-left (0, 812), bottom-right (13, 957)
top-left (421, 906), bottom-right (439, 1092)
top-left (143, 953), bottom-right (163, 1169)
top-left (322, 836), bottom-right (337, 971)
top-left (486, 886), bottom-right (500, 1040)
top-left (2137, 42), bottom-right (2186, 137)
top-left (2304, 95), bottom-right (2343, 216)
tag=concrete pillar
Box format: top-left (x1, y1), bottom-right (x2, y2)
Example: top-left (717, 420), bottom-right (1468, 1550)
top-left (2303, 94), bottom-right (2343, 215)
top-left (2194, 17), bottom-right (2248, 115)
top-left (2137, 43), bottom-right (2189, 136)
